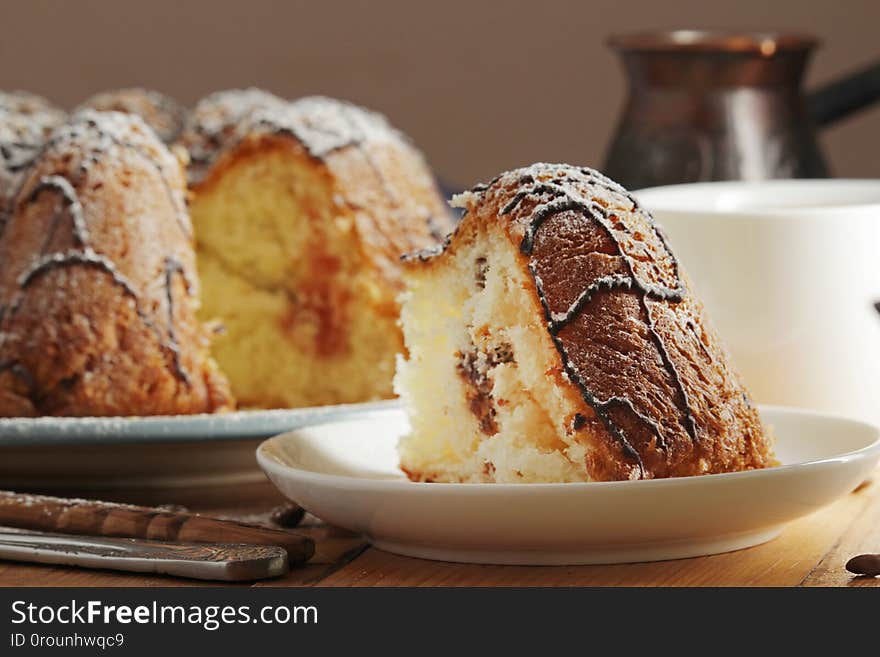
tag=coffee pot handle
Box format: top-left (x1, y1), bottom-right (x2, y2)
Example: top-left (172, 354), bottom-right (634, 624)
top-left (808, 58), bottom-right (880, 127)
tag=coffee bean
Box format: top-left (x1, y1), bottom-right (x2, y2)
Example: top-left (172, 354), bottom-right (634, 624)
top-left (270, 503), bottom-right (305, 528)
top-left (845, 553), bottom-right (880, 576)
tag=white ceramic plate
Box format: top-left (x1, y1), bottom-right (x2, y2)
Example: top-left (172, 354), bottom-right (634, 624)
top-left (258, 406), bottom-right (880, 565)
top-left (0, 400), bottom-right (398, 490)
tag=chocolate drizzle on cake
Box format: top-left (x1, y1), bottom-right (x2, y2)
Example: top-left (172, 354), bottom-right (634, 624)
top-left (18, 249), bottom-right (143, 299)
top-left (8, 247), bottom-right (195, 390)
top-left (181, 88), bottom-right (289, 184)
top-left (0, 93), bottom-right (66, 230)
top-left (249, 96), bottom-right (431, 249)
top-left (492, 164), bottom-right (699, 476)
top-left (77, 88), bottom-right (186, 145)
top-left (190, 93), bottom-right (446, 249)
top-left (426, 214), bottom-right (448, 242)
top-left (2, 140), bottom-right (42, 173)
top-left (248, 96), bottom-right (411, 162)
top-left (686, 319), bottom-right (714, 362)
top-left (29, 176), bottom-right (89, 248)
top-left (163, 257), bottom-right (193, 385)
top-left (3, 112), bottom-right (191, 241)
top-left (74, 115), bottom-right (191, 239)
top-left (0, 112), bottom-right (197, 389)
top-left (546, 274), bottom-right (634, 331)
top-left (184, 93), bottom-right (396, 176)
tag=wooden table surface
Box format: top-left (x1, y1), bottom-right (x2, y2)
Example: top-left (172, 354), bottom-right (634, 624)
top-left (0, 472), bottom-right (878, 587)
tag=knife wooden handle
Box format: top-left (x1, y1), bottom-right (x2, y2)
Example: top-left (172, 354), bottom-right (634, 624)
top-left (0, 491), bottom-right (314, 564)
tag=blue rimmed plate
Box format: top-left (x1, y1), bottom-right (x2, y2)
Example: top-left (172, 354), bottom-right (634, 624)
top-left (0, 400), bottom-right (399, 490)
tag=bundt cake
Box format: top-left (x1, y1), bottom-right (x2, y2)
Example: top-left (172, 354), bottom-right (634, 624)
top-left (396, 163), bottom-right (774, 482)
top-left (185, 93), bottom-right (454, 408)
top-left (77, 88), bottom-right (186, 145)
top-left (0, 111), bottom-right (232, 416)
top-left (1, 92), bottom-right (66, 226)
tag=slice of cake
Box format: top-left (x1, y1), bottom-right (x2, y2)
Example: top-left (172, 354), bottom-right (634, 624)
top-left (0, 111), bottom-right (232, 416)
top-left (185, 93), bottom-right (454, 408)
top-left (396, 163), bottom-right (773, 482)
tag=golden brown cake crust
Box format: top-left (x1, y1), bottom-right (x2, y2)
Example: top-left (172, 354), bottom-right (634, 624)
top-left (405, 163), bottom-right (773, 480)
top-left (1, 91), bottom-right (66, 226)
top-left (76, 88), bottom-right (185, 145)
top-left (178, 88), bottom-right (288, 185)
top-left (195, 94), bottom-right (455, 298)
top-left (0, 111), bottom-right (233, 416)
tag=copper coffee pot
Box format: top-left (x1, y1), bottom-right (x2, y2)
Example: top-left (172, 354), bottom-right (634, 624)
top-left (603, 30), bottom-right (880, 189)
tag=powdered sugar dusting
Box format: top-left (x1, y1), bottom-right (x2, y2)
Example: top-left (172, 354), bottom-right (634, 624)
top-left (180, 90), bottom-right (423, 186)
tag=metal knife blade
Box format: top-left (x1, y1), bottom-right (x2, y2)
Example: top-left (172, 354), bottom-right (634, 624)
top-left (0, 527), bottom-right (289, 581)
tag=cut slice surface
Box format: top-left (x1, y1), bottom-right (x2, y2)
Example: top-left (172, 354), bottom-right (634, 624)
top-left (188, 95), bottom-right (453, 409)
top-left (397, 221), bottom-right (592, 482)
top-left (194, 140), bottom-right (401, 407)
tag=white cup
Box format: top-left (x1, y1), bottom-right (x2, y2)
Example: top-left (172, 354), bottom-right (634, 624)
top-left (636, 180), bottom-right (880, 425)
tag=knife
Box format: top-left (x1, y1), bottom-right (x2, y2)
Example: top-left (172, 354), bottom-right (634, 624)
top-left (0, 490), bottom-right (313, 564)
top-left (0, 527), bottom-right (289, 581)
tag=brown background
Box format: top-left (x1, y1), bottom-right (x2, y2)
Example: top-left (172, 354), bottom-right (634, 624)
top-left (1, 0), bottom-right (878, 187)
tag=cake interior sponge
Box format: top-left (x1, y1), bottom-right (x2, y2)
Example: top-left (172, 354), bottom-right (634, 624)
top-left (396, 229), bottom-right (592, 482)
